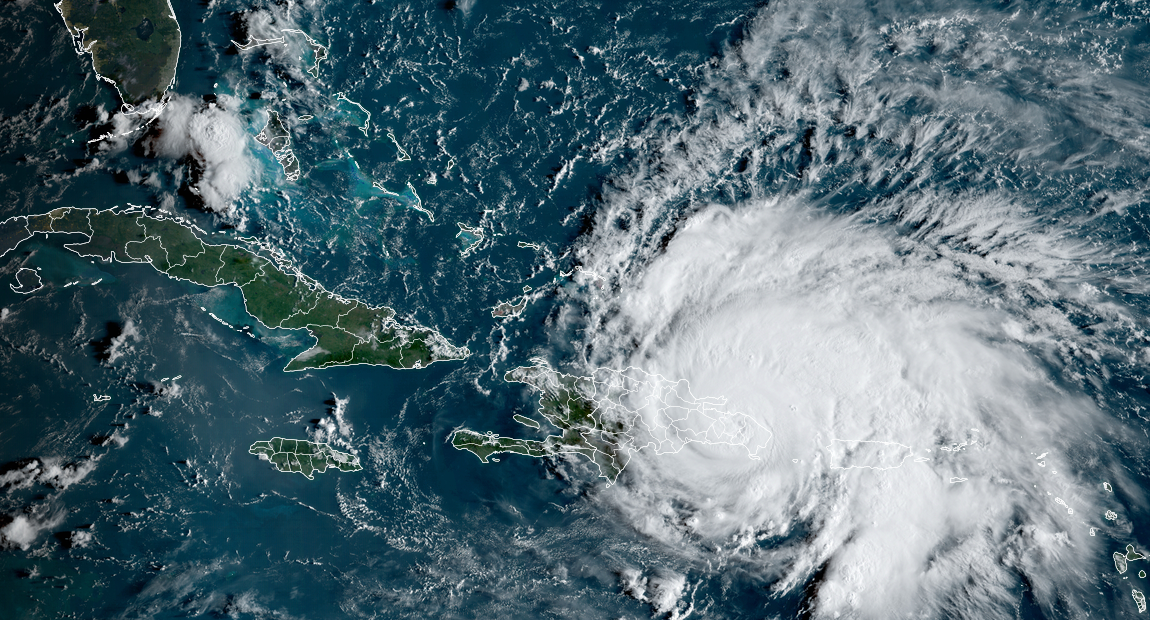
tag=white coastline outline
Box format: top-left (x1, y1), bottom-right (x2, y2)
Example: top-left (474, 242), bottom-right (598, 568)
top-left (452, 362), bottom-right (773, 485)
top-left (825, 438), bottom-right (914, 471)
top-left (232, 29), bottom-right (328, 79)
top-left (0, 206), bottom-right (469, 373)
top-left (54, 0), bottom-right (182, 128)
top-left (9, 267), bottom-right (43, 294)
top-left (387, 131), bottom-right (412, 161)
top-left (254, 111), bottom-right (300, 182)
top-left (335, 93), bottom-right (370, 137)
top-left (455, 222), bottom-right (484, 257)
top-left (249, 436), bottom-right (360, 480)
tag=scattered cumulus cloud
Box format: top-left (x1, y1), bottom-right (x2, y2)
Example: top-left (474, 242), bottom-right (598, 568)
top-left (0, 457), bottom-right (99, 490)
top-left (310, 394), bottom-right (353, 450)
top-left (106, 318), bottom-right (142, 363)
top-left (620, 568), bottom-right (692, 619)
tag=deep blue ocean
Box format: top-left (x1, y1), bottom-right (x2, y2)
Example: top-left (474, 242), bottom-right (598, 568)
top-left (2, 0), bottom-right (1150, 617)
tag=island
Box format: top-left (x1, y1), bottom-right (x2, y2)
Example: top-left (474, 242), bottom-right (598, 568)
top-left (0, 206), bottom-right (469, 372)
top-left (451, 365), bottom-right (633, 482)
top-left (249, 438), bottom-right (361, 480)
top-left (255, 111), bottom-right (301, 181)
top-left (825, 438), bottom-right (913, 471)
top-left (455, 223), bottom-right (483, 257)
top-left (54, 0), bottom-right (181, 104)
top-left (451, 364), bottom-right (771, 485)
top-left (10, 268), bottom-right (43, 294)
top-left (491, 297), bottom-right (527, 318)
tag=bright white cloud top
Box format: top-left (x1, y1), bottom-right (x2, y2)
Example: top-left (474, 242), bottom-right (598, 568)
top-left (452, 364), bottom-right (771, 484)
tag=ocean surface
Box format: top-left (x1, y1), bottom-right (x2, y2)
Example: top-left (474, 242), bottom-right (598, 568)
top-left (2, 0), bottom-right (1150, 617)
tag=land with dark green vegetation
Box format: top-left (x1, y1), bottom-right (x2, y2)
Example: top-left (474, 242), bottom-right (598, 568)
top-left (255, 112), bottom-right (290, 152)
top-left (55, 0), bottom-right (181, 104)
top-left (0, 206), bottom-right (469, 371)
top-left (450, 365), bottom-right (631, 482)
top-left (249, 437), bottom-right (361, 480)
top-left (255, 112), bottom-right (301, 181)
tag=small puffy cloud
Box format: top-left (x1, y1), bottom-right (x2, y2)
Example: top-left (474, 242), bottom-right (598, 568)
top-left (106, 319), bottom-right (141, 363)
top-left (69, 528), bottom-right (94, 549)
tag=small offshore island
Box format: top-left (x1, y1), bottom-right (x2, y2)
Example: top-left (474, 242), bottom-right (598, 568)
top-left (0, 206), bottom-right (469, 372)
top-left (55, 0), bottom-right (181, 104)
top-left (249, 438), bottom-right (362, 480)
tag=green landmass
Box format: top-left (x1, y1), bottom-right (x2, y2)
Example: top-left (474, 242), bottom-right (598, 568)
top-left (255, 112), bottom-right (290, 152)
top-left (512, 414), bottom-right (540, 429)
top-left (254, 112), bottom-right (300, 181)
top-left (55, 0), bottom-right (181, 104)
top-left (0, 206), bottom-right (469, 372)
top-left (248, 437), bottom-right (361, 480)
top-left (450, 365), bottom-right (631, 483)
top-left (491, 297), bottom-right (527, 318)
top-left (1128, 544), bottom-right (1146, 561)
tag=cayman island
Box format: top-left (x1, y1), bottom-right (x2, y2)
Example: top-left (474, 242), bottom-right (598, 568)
top-left (0, 206), bottom-right (469, 371)
top-left (249, 438), bottom-right (361, 480)
top-left (54, 0), bottom-right (182, 104)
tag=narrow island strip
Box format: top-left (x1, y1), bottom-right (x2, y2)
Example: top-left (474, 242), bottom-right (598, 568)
top-left (249, 438), bottom-right (361, 480)
top-left (0, 206), bottom-right (469, 372)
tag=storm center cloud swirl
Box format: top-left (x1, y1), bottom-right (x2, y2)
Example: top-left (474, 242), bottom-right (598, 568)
top-left (589, 199), bottom-right (1120, 617)
top-left (561, 0), bottom-right (1150, 616)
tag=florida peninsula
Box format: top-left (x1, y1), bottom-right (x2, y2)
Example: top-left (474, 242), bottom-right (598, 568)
top-left (55, 0), bottom-right (181, 103)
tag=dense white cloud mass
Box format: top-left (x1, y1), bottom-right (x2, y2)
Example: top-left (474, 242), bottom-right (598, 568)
top-left (0, 507), bottom-right (63, 550)
top-left (562, 0), bottom-right (1150, 616)
top-left (587, 200), bottom-right (1119, 617)
top-left (2, 516), bottom-right (45, 549)
top-left (145, 95), bottom-right (256, 215)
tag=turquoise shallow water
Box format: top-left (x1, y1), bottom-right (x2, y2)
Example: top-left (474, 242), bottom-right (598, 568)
top-left (2, 0), bottom-right (1150, 616)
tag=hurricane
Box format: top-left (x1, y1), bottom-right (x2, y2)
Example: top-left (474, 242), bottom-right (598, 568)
top-left (2, 0), bottom-right (1150, 616)
top-left (560, 0), bottom-right (1150, 616)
